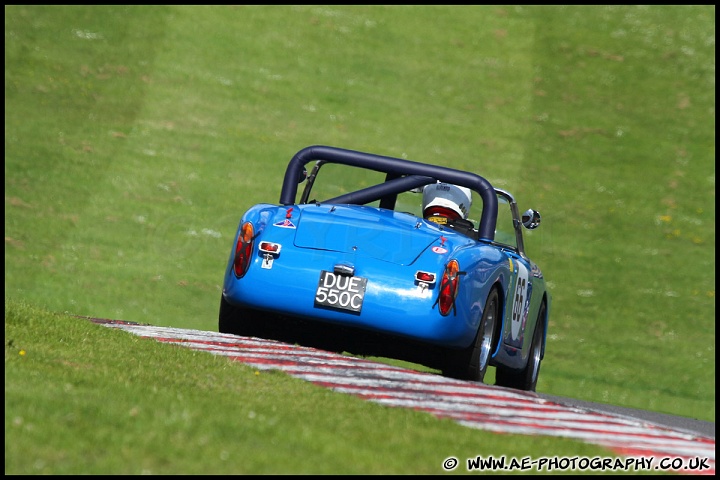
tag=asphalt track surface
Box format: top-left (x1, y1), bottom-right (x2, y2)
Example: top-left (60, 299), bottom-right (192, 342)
top-left (90, 318), bottom-right (714, 475)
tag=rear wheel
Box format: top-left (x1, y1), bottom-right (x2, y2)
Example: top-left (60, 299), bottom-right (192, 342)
top-left (442, 288), bottom-right (499, 382)
top-left (219, 294), bottom-right (259, 336)
top-left (219, 294), bottom-right (342, 352)
top-left (495, 302), bottom-right (545, 392)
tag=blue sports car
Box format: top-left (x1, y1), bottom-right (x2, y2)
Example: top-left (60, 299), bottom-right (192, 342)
top-left (220, 145), bottom-right (550, 391)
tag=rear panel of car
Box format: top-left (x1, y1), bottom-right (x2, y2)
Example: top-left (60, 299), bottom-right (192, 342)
top-left (222, 204), bottom-right (509, 348)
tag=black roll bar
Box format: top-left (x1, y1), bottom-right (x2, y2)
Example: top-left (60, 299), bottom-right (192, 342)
top-left (279, 145), bottom-right (498, 242)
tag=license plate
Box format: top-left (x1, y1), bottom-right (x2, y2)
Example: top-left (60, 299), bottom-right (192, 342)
top-left (314, 270), bottom-right (368, 313)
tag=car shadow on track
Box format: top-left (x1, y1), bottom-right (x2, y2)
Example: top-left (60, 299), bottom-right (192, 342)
top-left (240, 313), bottom-right (447, 373)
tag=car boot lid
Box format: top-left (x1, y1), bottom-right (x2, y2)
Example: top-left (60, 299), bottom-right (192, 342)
top-left (292, 204), bottom-right (456, 265)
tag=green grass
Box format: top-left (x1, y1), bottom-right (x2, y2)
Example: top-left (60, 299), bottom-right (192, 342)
top-left (6, 298), bottom-right (625, 475)
top-left (5, 5), bottom-right (715, 473)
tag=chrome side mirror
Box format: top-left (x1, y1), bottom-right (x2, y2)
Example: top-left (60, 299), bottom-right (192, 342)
top-left (521, 209), bottom-right (541, 229)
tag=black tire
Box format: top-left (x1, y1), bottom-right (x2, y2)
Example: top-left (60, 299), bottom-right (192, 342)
top-left (442, 288), bottom-right (499, 382)
top-left (219, 294), bottom-right (341, 351)
top-left (495, 302), bottom-right (545, 392)
top-left (219, 294), bottom-right (258, 336)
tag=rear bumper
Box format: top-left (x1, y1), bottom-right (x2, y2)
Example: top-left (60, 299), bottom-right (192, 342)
top-left (222, 258), bottom-right (476, 348)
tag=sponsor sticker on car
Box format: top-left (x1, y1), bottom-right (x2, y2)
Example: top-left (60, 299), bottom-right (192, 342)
top-left (315, 270), bottom-right (368, 313)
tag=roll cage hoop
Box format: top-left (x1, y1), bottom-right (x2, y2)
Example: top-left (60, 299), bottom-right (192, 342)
top-left (280, 146), bottom-right (499, 242)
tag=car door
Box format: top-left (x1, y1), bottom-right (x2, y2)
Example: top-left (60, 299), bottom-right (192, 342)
top-left (494, 190), bottom-right (535, 351)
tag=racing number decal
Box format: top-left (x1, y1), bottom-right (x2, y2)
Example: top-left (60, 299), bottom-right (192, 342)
top-left (510, 262), bottom-right (529, 340)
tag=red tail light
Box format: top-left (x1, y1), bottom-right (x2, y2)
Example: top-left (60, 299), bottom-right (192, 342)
top-left (233, 222), bottom-right (254, 278)
top-left (438, 260), bottom-right (460, 316)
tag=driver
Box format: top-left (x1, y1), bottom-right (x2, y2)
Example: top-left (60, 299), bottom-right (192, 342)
top-left (422, 182), bottom-right (472, 225)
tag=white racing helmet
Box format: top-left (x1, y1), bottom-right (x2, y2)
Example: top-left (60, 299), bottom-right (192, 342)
top-left (422, 182), bottom-right (472, 219)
